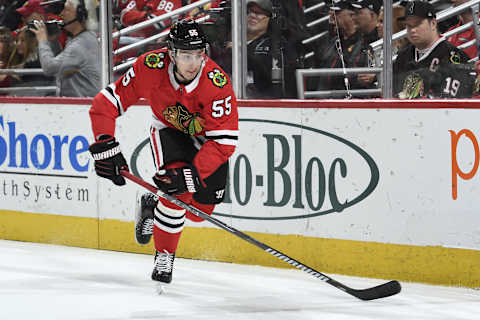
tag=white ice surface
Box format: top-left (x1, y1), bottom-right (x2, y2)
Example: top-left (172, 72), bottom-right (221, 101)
top-left (0, 239), bottom-right (478, 320)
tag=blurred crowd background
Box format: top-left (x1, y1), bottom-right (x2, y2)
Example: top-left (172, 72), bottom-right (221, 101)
top-left (0, 0), bottom-right (478, 99)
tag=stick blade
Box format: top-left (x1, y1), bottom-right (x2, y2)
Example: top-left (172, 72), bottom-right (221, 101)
top-left (350, 280), bottom-right (401, 301)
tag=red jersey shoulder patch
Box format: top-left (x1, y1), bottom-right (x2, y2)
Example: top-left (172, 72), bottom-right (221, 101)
top-left (207, 68), bottom-right (228, 88)
top-left (144, 52), bottom-right (167, 69)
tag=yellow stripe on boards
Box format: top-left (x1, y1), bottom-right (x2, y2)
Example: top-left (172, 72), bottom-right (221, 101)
top-left (1, 211), bottom-right (479, 288)
top-left (0, 209), bottom-right (98, 248)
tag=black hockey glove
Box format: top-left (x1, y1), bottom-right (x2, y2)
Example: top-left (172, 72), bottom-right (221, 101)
top-left (88, 135), bottom-right (128, 186)
top-left (153, 165), bottom-right (204, 195)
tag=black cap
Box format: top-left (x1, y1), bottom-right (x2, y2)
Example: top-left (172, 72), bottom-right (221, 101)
top-left (398, 1), bottom-right (436, 21)
top-left (330, 0), bottom-right (355, 11)
top-left (247, 0), bottom-right (273, 15)
top-left (351, 0), bottom-right (382, 15)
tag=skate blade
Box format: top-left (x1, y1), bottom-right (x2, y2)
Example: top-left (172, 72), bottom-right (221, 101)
top-left (155, 283), bottom-right (167, 295)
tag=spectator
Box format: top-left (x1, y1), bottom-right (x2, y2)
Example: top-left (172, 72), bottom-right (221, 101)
top-left (352, 0), bottom-right (380, 46)
top-left (393, 1), bottom-right (473, 99)
top-left (8, 28), bottom-right (56, 95)
top-left (377, 5), bottom-right (409, 54)
top-left (0, 0), bottom-right (26, 31)
top-left (244, 0), bottom-right (301, 98)
top-left (115, 0), bottom-right (133, 12)
top-left (120, 0), bottom-right (183, 38)
top-left (446, 0), bottom-right (478, 59)
top-left (272, 0), bottom-right (310, 58)
top-left (15, 0), bottom-right (68, 48)
top-left (215, 0), bottom-right (301, 98)
top-left (0, 27), bottom-right (14, 64)
top-left (30, 0), bottom-right (101, 97)
top-left (16, 0), bottom-right (46, 26)
top-left (0, 27), bottom-right (16, 93)
top-left (313, 0), bottom-right (363, 94)
top-left (351, 0), bottom-right (381, 88)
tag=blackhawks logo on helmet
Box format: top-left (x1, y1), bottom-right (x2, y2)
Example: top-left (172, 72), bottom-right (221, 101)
top-left (208, 68), bottom-right (228, 88)
top-left (163, 102), bottom-right (205, 136)
top-left (144, 53), bottom-right (165, 69)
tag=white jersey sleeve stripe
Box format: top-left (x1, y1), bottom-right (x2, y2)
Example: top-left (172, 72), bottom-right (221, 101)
top-left (100, 84), bottom-right (124, 116)
top-left (213, 138), bottom-right (238, 146)
top-left (100, 88), bottom-right (119, 113)
top-left (205, 129), bottom-right (239, 137)
top-left (110, 84), bottom-right (125, 115)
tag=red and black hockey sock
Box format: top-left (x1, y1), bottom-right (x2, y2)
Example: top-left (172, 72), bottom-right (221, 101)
top-left (152, 197), bottom-right (187, 253)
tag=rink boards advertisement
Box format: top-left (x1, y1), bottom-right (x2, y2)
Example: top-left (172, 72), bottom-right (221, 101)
top-left (0, 99), bottom-right (479, 287)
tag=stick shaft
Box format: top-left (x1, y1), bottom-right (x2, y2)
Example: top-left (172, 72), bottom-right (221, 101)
top-left (120, 170), bottom-right (400, 300)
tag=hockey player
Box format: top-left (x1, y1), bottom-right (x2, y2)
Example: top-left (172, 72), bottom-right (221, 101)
top-left (393, 1), bottom-right (472, 98)
top-left (88, 20), bottom-right (238, 283)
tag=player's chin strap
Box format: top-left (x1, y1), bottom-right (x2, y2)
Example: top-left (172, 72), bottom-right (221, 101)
top-left (331, 0), bottom-right (352, 99)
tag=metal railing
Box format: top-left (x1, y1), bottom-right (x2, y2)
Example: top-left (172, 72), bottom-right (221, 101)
top-left (0, 68), bottom-right (57, 95)
top-left (296, 67), bottom-right (382, 99)
top-left (304, 2), bottom-right (325, 14)
top-left (0, 68), bottom-right (45, 75)
top-left (0, 86), bottom-right (57, 94)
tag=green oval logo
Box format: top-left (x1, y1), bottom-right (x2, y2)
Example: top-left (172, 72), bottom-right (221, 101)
top-left (130, 119), bottom-right (379, 220)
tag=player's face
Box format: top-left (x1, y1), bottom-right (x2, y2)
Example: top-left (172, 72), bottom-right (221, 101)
top-left (171, 48), bottom-right (205, 82)
top-left (405, 16), bottom-right (437, 50)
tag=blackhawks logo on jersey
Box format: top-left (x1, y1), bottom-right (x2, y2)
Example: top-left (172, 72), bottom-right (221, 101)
top-left (208, 68), bottom-right (228, 88)
top-left (399, 72), bottom-right (424, 99)
top-left (449, 51), bottom-right (461, 64)
top-left (163, 102), bottom-right (205, 135)
top-left (144, 53), bottom-right (165, 69)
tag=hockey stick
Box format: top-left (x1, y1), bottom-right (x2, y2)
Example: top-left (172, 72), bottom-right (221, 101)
top-left (120, 170), bottom-right (401, 300)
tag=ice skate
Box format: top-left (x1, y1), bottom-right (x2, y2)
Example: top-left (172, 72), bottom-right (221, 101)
top-left (151, 250), bottom-right (175, 283)
top-left (135, 193), bottom-right (156, 245)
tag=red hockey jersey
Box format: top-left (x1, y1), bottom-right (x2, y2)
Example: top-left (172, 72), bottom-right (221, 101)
top-left (89, 49), bottom-right (239, 180)
top-left (120, 0), bottom-right (183, 36)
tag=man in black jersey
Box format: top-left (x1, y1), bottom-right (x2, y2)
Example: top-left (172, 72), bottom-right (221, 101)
top-left (314, 0), bottom-right (363, 94)
top-left (352, 0), bottom-right (381, 88)
top-left (393, 1), bottom-right (474, 98)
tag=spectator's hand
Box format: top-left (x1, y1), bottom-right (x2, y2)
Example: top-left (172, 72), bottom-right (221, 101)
top-left (357, 74), bottom-right (376, 86)
top-left (30, 20), bottom-right (48, 42)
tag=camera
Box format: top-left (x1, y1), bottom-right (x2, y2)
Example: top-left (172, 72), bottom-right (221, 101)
top-left (26, 20), bottom-right (64, 36)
